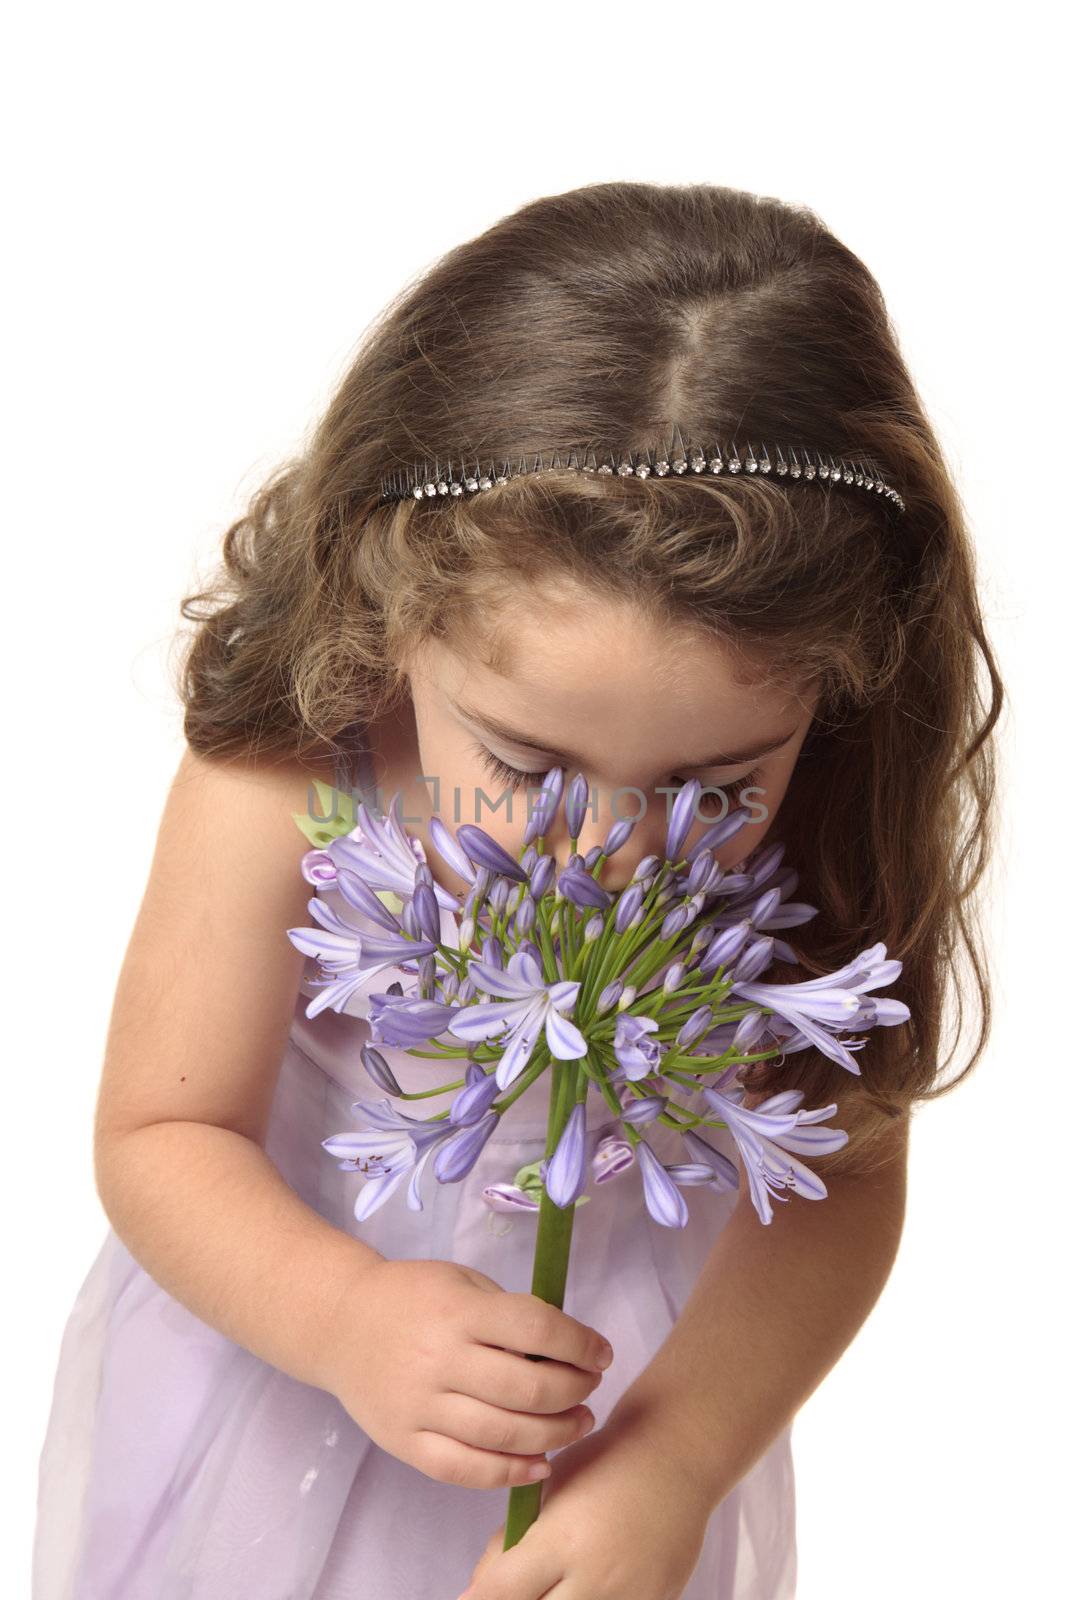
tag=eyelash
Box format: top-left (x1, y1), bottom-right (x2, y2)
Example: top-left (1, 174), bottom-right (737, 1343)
top-left (475, 747), bottom-right (761, 805)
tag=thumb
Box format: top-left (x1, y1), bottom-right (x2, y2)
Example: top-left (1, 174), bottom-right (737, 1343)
top-left (460, 1523), bottom-right (505, 1593)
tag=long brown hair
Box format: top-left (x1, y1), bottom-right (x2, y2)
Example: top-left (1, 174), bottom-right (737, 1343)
top-left (175, 181), bottom-right (1003, 1179)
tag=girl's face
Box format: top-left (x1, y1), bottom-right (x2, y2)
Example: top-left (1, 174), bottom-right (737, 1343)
top-left (382, 580), bottom-right (816, 898)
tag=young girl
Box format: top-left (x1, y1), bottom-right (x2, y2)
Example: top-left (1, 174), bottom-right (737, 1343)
top-left (33, 181), bottom-right (1002, 1600)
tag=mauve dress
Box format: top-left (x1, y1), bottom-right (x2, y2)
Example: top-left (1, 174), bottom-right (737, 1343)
top-left (32, 746), bottom-right (797, 1599)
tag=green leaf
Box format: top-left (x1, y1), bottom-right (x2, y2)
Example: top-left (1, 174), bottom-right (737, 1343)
top-left (291, 779), bottom-right (356, 849)
top-left (513, 1158), bottom-right (546, 1191)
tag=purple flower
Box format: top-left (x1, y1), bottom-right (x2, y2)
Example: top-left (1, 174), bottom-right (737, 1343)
top-left (702, 1079), bottom-right (849, 1224)
top-left (660, 904), bottom-right (692, 940)
top-left (731, 942), bottom-right (910, 1075)
top-left (300, 848), bottom-right (339, 888)
top-left (544, 1102), bottom-right (588, 1207)
top-left (524, 767), bottom-right (565, 845)
top-left (663, 1161), bottom-right (726, 1185)
top-left (287, 902), bottom-right (439, 1018)
top-left (482, 1182), bottom-right (541, 1214)
top-left (529, 855), bottom-right (556, 899)
top-left (565, 774), bottom-right (590, 838)
top-left (335, 869), bottom-right (404, 933)
top-left (731, 1009), bottom-right (769, 1052)
top-left (322, 1098), bottom-right (464, 1219)
top-left (616, 1090), bottom-right (667, 1124)
top-left (488, 878), bottom-right (510, 914)
top-left (732, 935), bottom-right (776, 982)
top-left (676, 1004), bottom-right (714, 1051)
top-left (434, 1111), bottom-right (500, 1183)
top-left (687, 804), bottom-right (751, 862)
top-left (413, 881), bottom-right (441, 943)
top-left (447, 950), bottom-right (588, 1089)
top-left (680, 1129), bottom-right (740, 1192)
top-left (455, 823), bottom-right (528, 882)
top-left (611, 882), bottom-right (646, 934)
top-left (428, 814), bottom-right (477, 885)
top-left (663, 961), bottom-right (686, 994)
top-left (592, 1131), bottom-right (635, 1183)
top-left (665, 777), bottom-right (704, 862)
top-left (612, 1013), bottom-right (663, 1082)
top-left (634, 1140), bottom-right (689, 1228)
top-left (603, 816), bottom-right (637, 856)
top-left (449, 1062), bottom-right (500, 1126)
top-left (368, 994), bottom-right (460, 1047)
top-left (332, 795), bottom-right (462, 911)
top-left (699, 919), bottom-right (752, 974)
top-left (360, 1043), bottom-right (402, 1095)
top-left (557, 866), bottom-right (612, 910)
top-left (596, 978), bottom-right (624, 1014)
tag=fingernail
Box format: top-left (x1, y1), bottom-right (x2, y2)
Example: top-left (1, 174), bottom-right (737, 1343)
top-left (528, 1462), bottom-right (551, 1480)
top-left (596, 1346), bottom-right (613, 1369)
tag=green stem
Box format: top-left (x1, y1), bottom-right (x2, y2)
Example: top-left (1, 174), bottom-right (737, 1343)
top-left (503, 1057), bottom-right (581, 1551)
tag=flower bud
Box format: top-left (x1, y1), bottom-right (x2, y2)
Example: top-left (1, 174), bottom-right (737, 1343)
top-left (603, 816), bottom-right (637, 856)
top-left (596, 979), bottom-right (623, 1014)
top-left (663, 961), bottom-right (686, 994)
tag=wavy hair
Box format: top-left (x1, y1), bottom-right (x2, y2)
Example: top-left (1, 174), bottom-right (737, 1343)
top-left (175, 181), bottom-right (1003, 1179)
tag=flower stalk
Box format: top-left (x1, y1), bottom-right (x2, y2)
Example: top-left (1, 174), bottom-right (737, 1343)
top-left (503, 1056), bottom-right (581, 1550)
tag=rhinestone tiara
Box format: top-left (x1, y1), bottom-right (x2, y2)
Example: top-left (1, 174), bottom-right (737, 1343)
top-left (378, 429), bottom-right (906, 513)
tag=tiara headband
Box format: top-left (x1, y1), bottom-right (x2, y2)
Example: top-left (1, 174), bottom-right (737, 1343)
top-left (378, 429), bottom-right (906, 513)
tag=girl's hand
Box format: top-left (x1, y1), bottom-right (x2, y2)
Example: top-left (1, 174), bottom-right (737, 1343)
top-left (323, 1256), bottom-right (611, 1492)
top-left (458, 1411), bottom-right (714, 1599)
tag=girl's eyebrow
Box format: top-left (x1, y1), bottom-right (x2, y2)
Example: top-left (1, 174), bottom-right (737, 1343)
top-left (453, 702), bottom-right (799, 769)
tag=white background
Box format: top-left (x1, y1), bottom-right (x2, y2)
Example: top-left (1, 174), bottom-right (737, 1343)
top-left (4, 3), bottom-right (1061, 1595)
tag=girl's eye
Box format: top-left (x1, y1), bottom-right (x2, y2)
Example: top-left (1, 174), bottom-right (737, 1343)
top-left (476, 748), bottom-right (763, 806)
top-left (477, 747), bottom-right (550, 787)
top-left (671, 768), bottom-right (762, 807)
top-left (718, 767), bottom-right (761, 806)
top-left (473, 742), bottom-right (758, 806)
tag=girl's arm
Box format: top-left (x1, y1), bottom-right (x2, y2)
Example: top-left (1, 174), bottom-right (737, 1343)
top-left (93, 747), bottom-right (385, 1393)
top-left (602, 1108), bottom-right (909, 1506)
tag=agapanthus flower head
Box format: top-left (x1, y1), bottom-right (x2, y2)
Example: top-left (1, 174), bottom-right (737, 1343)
top-left (289, 773), bottom-right (910, 1230)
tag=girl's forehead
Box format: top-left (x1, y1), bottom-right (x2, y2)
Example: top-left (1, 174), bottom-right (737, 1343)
top-left (418, 625), bottom-right (812, 768)
top-left (443, 576), bottom-right (805, 700)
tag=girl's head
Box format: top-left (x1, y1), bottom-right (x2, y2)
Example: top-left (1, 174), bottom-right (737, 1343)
top-left (177, 181), bottom-right (1002, 1176)
top-left (400, 577), bottom-right (817, 895)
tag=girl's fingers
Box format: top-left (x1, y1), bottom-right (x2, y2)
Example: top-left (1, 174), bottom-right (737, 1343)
top-left (460, 1520), bottom-right (563, 1600)
top-left (458, 1339), bottom-right (602, 1415)
top-left (473, 1292), bottom-right (612, 1376)
top-left (430, 1388), bottom-right (594, 1459)
top-left (410, 1428), bottom-right (553, 1492)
